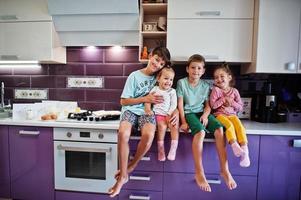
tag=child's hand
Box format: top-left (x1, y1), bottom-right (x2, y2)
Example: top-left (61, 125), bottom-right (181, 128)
top-left (144, 109), bottom-right (154, 116)
top-left (180, 123), bottom-right (189, 133)
top-left (199, 115), bottom-right (208, 127)
top-left (168, 110), bottom-right (179, 127)
top-left (224, 97), bottom-right (233, 107)
top-left (146, 92), bottom-right (164, 104)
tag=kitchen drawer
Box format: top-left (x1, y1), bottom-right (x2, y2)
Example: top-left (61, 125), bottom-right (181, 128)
top-left (164, 134), bottom-right (259, 176)
top-left (119, 190), bottom-right (162, 200)
top-left (129, 135), bottom-right (157, 152)
top-left (130, 151), bottom-right (163, 172)
top-left (123, 171), bottom-right (163, 191)
top-left (163, 172), bottom-right (257, 200)
top-left (55, 191), bottom-right (117, 200)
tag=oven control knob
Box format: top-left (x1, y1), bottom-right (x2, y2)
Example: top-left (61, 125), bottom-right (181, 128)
top-left (66, 132), bottom-right (72, 138)
top-left (98, 133), bottom-right (104, 139)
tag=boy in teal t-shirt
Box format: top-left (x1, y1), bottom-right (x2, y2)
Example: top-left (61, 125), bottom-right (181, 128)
top-left (177, 54), bottom-right (237, 192)
top-left (108, 47), bottom-right (178, 197)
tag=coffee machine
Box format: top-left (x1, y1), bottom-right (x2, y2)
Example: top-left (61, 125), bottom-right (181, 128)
top-left (251, 82), bottom-right (278, 123)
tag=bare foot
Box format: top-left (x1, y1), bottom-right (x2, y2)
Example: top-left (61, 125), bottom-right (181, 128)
top-left (108, 175), bottom-right (128, 198)
top-left (221, 171), bottom-right (237, 190)
top-left (195, 173), bottom-right (212, 192)
top-left (114, 164), bottom-right (136, 180)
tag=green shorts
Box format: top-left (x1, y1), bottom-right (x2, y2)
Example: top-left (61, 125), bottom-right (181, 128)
top-left (185, 113), bottom-right (223, 135)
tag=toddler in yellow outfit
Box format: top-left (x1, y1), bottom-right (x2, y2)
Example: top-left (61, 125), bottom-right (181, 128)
top-left (210, 63), bottom-right (250, 167)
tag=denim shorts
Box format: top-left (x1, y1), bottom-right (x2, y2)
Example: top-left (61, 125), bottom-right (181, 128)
top-left (121, 110), bottom-right (156, 129)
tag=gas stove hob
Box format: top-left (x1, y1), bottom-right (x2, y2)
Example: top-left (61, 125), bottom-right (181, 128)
top-left (63, 110), bottom-right (121, 122)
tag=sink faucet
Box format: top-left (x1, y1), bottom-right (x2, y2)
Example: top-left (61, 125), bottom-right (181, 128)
top-left (1, 82), bottom-right (4, 108)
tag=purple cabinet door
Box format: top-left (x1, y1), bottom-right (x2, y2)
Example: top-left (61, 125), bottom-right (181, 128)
top-left (9, 126), bottom-right (54, 200)
top-left (258, 135), bottom-right (301, 200)
top-left (0, 125), bottom-right (10, 198)
top-left (164, 134), bottom-right (259, 176)
top-left (163, 172), bottom-right (257, 200)
top-left (56, 191), bottom-right (117, 200)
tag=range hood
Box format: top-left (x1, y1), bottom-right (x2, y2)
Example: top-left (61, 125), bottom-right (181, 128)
top-left (47, 0), bottom-right (139, 46)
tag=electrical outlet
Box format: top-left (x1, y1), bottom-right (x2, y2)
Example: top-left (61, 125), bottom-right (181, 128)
top-left (67, 77), bottom-right (104, 88)
top-left (14, 89), bottom-right (48, 100)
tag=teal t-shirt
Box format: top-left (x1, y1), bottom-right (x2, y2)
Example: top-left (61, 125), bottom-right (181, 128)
top-left (176, 77), bottom-right (210, 114)
top-left (121, 70), bottom-right (156, 115)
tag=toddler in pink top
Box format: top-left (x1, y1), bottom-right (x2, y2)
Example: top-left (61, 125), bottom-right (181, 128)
top-left (210, 63), bottom-right (250, 167)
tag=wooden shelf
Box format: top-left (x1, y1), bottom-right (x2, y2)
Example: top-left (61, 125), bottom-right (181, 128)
top-left (142, 31), bottom-right (167, 38)
top-left (142, 3), bottom-right (167, 14)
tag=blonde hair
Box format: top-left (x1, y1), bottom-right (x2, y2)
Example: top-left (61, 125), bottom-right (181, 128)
top-left (157, 66), bottom-right (175, 79)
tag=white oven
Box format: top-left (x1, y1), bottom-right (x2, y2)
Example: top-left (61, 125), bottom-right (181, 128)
top-left (54, 127), bottom-right (117, 193)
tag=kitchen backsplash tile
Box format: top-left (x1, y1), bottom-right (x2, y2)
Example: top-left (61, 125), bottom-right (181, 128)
top-left (86, 64), bottom-right (123, 76)
top-left (104, 77), bottom-right (127, 89)
top-left (49, 64), bottom-right (85, 75)
top-left (0, 76), bottom-right (30, 87)
top-left (31, 76), bottom-right (67, 88)
top-left (49, 88), bottom-right (86, 101)
top-left (86, 89), bottom-right (122, 102)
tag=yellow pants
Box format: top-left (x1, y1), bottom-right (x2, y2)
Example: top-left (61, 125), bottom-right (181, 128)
top-left (216, 114), bottom-right (248, 144)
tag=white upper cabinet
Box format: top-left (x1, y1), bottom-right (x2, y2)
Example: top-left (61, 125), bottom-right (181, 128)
top-left (168, 0), bottom-right (254, 19)
top-left (0, 0), bottom-right (51, 21)
top-left (167, 0), bottom-right (254, 62)
top-left (242, 0), bottom-right (301, 74)
top-left (0, 0), bottom-right (66, 63)
top-left (0, 22), bottom-right (66, 63)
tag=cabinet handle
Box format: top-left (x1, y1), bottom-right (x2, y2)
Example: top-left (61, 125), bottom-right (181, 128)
top-left (129, 194), bottom-right (150, 200)
top-left (19, 130), bottom-right (40, 135)
top-left (129, 175), bottom-right (151, 181)
top-left (203, 55), bottom-right (219, 60)
top-left (0, 15), bottom-right (18, 20)
top-left (196, 11), bottom-right (221, 16)
top-left (207, 178), bottom-right (222, 184)
top-left (130, 136), bottom-right (141, 140)
top-left (204, 138), bottom-right (215, 143)
top-left (130, 155), bottom-right (151, 161)
top-left (293, 139), bottom-right (301, 148)
top-left (57, 144), bottom-right (112, 153)
top-left (1, 55), bottom-right (19, 60)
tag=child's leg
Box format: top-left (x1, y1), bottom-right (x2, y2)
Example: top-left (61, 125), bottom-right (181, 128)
top-left (129, 114), bottom-right (157, 170)
top-left (167, 117), bottom-right (179, 160)
top-left (157, 117), bottom-right (168, 161)
top-left (207, 115), bottom-right (237, 190)
top-left (108, 120), bottom-right (132, 197)
top-left (213, 127), bottom-right (237, 190)
top-left (216, 115), bottom-right (244, 157)
top-left (228, 116), bottom-right (250, 167)
top-left (192, 131), bottom-right (211, 192)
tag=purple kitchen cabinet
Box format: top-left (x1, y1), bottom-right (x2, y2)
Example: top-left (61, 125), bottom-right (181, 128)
top-left (9, 126), bottom-right (54, 200)
top-left (56, 191), bottom-right (117, 200)
top-left (0, 125), bottom-right (10, 198)
top-left (164, 134), bottom-right (259, 176)
top-left (163, 172), bottom-right (257, 200)
top-left (258, 135), bottom-right (301, 200)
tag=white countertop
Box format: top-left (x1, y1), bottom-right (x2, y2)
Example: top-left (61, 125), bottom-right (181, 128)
top-left (0, 118), bottom-right (300, 136)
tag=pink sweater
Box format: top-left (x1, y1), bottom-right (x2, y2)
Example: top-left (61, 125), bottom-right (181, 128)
top-left (210, 86), bottom-right (243, 116)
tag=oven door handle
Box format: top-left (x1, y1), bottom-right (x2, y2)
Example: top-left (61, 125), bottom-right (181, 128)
top-left (57, 144), bottom-right (112, 153)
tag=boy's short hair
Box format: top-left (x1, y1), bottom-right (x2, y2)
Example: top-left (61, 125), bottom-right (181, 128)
top-left (152, 46), bottom-right (171, 66)
top-left (187, 54), bottom-right (205, 66)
